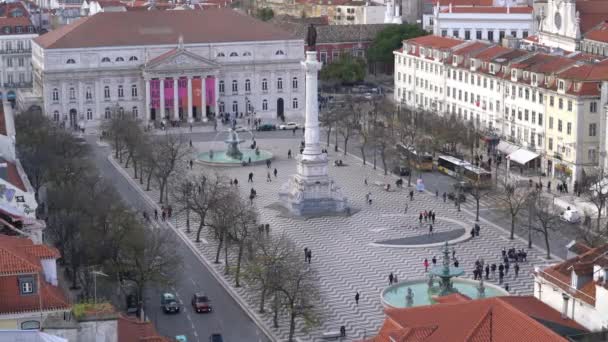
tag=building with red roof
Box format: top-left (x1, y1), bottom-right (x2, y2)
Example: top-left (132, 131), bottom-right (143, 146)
top-left (0, 234), bottom-right (69, 331)
top-left (534, 241), bottom-right (608, 331)
top-left (366, 295), bottom-right (587, 341)
top-left (394, 34), bottom-right (608, 184)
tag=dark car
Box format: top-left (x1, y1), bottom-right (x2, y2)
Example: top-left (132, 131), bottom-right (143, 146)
top-left (191, 293), bottom-right (212, 313)
top-left (209, 333), bottom-right (223, 342)
top-left (392, 166), bottom-right (411, 177)
top-left (257, 123), bottom-right (276, 131)
top-left (453, 181), bottom-right (472, 193)
top-left (161, 293), bottom-right (180, 314)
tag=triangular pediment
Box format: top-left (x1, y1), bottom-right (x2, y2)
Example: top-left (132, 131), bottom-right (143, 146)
top-left (145, 48), bottom-right (219, 71)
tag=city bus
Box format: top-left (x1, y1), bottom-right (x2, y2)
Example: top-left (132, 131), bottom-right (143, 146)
top-left (462, 164), bottom-right (492, 188)
top-left (437, 155), bottom-right (470, 177)
top-left (396, 144), bottom-right (434, 171)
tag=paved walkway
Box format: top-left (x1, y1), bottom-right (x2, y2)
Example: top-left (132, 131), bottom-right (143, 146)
top-left (115, 138), bottom-right (555, 342)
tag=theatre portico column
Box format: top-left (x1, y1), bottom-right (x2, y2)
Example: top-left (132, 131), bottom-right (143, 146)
top-left (187, 76), bottom-right (193, 123)
top-left (173, 77), bottom-right (179, 120)
top-left (201, 76), bottom-right (206, 121)
top-left (214, 76), bottom-right (219, 115)
top-left (160, 78), bottom-right (165, 120)
top-left (145, 79), bottom-right (150, 123)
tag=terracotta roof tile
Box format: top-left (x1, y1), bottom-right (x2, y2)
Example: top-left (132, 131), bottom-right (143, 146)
top-left (35, 9), bottom-right (295, 49)
top-left (472, 45), bottom-right (511, 61)
top-left (3, 159), bottom-right (26, 191)
top-left (440, 6), bottom-right (533, 13)
top-left (0, 275), bottom-right (70, 314)
top-left (406, 35), bottom-right (462, 50)
top-left (0, 247), bottom-right (40, 275)
top-left (0, 236), bottom-right (61, 275)
top-left (118, 314), bottom-right (171, 342)
top-left (577, 1), bottom-right (608, 35)
top-left (428, 0), bottom-right (492, 6)
top-left (584, 21), bottom-right (608, 43)
top-left (453, 41), bottom-right (490, 56)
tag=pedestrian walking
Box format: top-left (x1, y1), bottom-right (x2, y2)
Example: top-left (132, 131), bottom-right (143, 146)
top-left (452, 248), bottom-right (456, 260)
top-left (267, 172), bottom-right (272, 182)
top-left (505, 283), bottom-right (510, 292)
top-left (409, 191), bottom-right (414, 201)
top-left (288, 149), bottom-right (292, 159)
top-left (424, 258), bottom-right (429, 272)
top-left (189, 139), bottom-right (193, 147)
top-left (364, 178), bottom-right (368, 186)
top-left (419, 212), bottom-right (423, 224)
top-left (234, 178), bottom-right (238, 186)
top-left (307, 249), bottom-right (312, 264)
top-left (189, 159), bottom-right (193, 169)
top-left (273, 168), bottom-right (278, 178)
top-left (432, 212), bottom-right (436, 224)
top-left (248, 172), bottom-right (254, 182)
top-left (505, 262), bottom-right (510, 275)
top-left (292, 127), bottom-right (296, 136)
top-left (154, 209), bottom-right (158, 220)
top-left (432, 256), bottom-right (437, 266)
top-left (435, 190), bottom-right (439, 197)
top-left (514, 263), bottom-right (520, 278)
top-left (499, 270), bottom-right (504, 284)
top-left (442, 192), bottom-right (447, 202)
top-left (423, 210), bottom-right (428, 222)
top-left (265, 224), bottom-right (270, 236)
top-left (485, 264), bottom-right (490, 280)
top-left (404, 204), bottom-right (408, 214)
top-left (365, 192), bottom-right (370, 204)
top-left (454, 259), bottom-right (459, 268)
top-left (491, 263), bottom-right (496, 278)
top-left (161, 210), bottom-right (166, 221)
top-left (429, 224), bottom-right (433, 235)
top-left (304, 247), bottom-right (308, 262)
top-left (389, 272), bottom-right (394, 285)
top-left (355, 292), bottom-right (360, 305)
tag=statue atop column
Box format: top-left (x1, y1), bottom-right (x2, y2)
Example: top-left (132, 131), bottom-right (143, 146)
top-left (306, 24), bottom-right (317, 51)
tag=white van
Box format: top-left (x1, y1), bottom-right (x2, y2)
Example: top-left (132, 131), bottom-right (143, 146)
top-left (560, 208), bottom-right (581, 223)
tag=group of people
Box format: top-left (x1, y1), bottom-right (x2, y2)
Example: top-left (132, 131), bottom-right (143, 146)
top-left (418, 210), bottom-right (436, 225)
top-left (303, 247), bottom-right (313, 264)
top-left (388, 272), bottom-right (399, 285)
top-left (470, 223), bottom-right (481, 238)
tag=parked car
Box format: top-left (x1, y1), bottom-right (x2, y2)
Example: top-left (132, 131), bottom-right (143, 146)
top-left (279, 122), bottom-right (299, 130)
top-left (392, 166), bottom-right (411, 177)
top-left (453, 181), bottom-right (472, 193)
top-left (191, 293), bottom-right (212, 313)
top-left (560, 208), bottom-right (581, 223)
top-left (257, 123), bottom-right (276, 131)
top-left (160, 293), bottom-right (180, 314)
top-left (209, 333), bottom-right (223, 342)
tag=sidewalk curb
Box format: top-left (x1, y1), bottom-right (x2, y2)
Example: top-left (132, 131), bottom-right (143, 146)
top-left (107, 155), bottom-right (278, 342)
top-left (328, 144), bottom-right (563, 262)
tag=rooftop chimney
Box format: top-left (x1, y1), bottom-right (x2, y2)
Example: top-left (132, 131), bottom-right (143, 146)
top-left (561, 293), bottom-right (570, 319)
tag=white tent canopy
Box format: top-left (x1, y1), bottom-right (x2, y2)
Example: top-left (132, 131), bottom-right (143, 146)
top-left (508, 148), bottom-right (539, 165)
top-left (0, 331), bottom-right (67, 342)
top-left (496, 141), bottom-right (519, 155)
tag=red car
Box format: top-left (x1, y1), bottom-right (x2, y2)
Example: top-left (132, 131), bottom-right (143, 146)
top-left (191, 293), bottom-right (212, 313)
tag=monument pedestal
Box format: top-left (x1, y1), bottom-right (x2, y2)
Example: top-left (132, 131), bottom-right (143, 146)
top-left (279, 154), bottom-right (348, 216)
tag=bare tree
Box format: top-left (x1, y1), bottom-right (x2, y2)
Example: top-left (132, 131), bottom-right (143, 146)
top-left (231, 198), bottom-right (258, 287)
top-left (153, 133), bottom-right (191, 203)
top-left (468, 177), bottom-right (493, 222)
top-left (497, 181), bottom-right (531, 240)
top-left (584, 168), bottom-right (608, 233)
top-left (531, 195), bottom-right (559, 259)
top-left (209, 188), bottom-right (240, 271)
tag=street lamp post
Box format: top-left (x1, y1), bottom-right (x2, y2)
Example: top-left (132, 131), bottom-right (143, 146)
top-left (91, 270), bottom-right (109, 305)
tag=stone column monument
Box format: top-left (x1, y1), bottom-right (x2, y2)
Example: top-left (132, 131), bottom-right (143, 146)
top-left (278, 43), bottom-right (348, 216)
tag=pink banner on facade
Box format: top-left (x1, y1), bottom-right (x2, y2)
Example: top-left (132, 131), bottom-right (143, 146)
top-left (206, 77), bottom-right (215, 106)
top-left (178, 77), bottom-right (188, 108)
top-left (150, 79), bottom-right (160, 109)
top-left (164, 79), bottom-right (174, 108)
top-left (192, 78), bottom-right (202, 107)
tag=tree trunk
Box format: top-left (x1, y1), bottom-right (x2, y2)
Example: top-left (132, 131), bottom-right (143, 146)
top-left (196, 220), bottom-right (205, 243)
top-left (186, 209), bottom-right (191, 233)
top-left (273, 293), bottom-right (279, 328)
top-left (381, 149), bottom-right (387, 175)
top-left (360, 144), bottom-right (366, 165)
top-left (214, 233), bottom-right (223, 264)
top-left (146, 171), bottom-right (153, 191)
top-left (224, 236), bottom-right (229, 275)
top-left (259, 286), bottom-right (267, 313)
top-left (373, 148), bottom-right (377, 169)
top-left (139, 167), bottom-right (144, 185)
top-left (343, 136), bottom-right (348, 155)
top-left (475, 197), bottom-right (480, 222)
top-left (125, 154), bottom-right (131, 168)
top-left (543, 229), bottom-right (551, 259)
top-left (235, 243), bottom-right (244, 287)
top-left (288, 311), bottom-right (297, 342)
top-left (159, 180), bottom-right (166, 203)
top-left (326, 126), bottom-right (332, 147)
top-left (510, 216), bottom-right (515, 240)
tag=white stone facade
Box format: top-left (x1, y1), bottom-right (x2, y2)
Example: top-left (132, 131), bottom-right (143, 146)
top-left (0, 32), bottom-right (37, 104)
top-left (32, 40), bottom-right (305, 128)
top-left (332, 2), bottom-right (385, 25)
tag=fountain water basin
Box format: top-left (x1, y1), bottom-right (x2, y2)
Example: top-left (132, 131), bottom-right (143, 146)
top-left (197, 128), bottom-right (273, 166)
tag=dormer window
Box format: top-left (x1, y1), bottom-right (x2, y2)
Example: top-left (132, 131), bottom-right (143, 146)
top-left (511, 69), bottom-right (517, 79)
top-left (532, 73), bottom-right (537, 85)
top-left (420, 48), bottom-right (425, 56)
top-left (243, 52), bottom-right (252, 56)
top-left (115, 57), bottom-right (124, 62)
top-left (489, 64), bottom-right (495, 74)
top-left (66, 59), bottom-right (76, 64)
top-left (524, 71), bottom-right (529, 79)
top-left (229, 52), bottom-right (238, 57)
top-left (558, 80), bottom-right (565, 91)
top-left (3, 26), bottom-right (11, 34)
top-left (275, 50), bottom-right (285, 55)
top-left (15, 26), bottom-right (22, 33)
top-left (216, 52), bottom-right (225, 57)
top-left (452, 56), bottom-right (457, 64)
top-left (101, 57), bottom-right (111, 63)
top-left (129, 56), bottom-right (138, 61)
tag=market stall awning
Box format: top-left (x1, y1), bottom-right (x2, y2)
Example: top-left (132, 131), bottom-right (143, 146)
top-left (508, 148), bottom-right (539, 165)
top-left (496, 141), bottom-right (519, 155)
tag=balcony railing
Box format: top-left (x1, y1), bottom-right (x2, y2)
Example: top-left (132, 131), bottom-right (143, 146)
top-left (0, 48), bottom-right (32, 54)
top-left (3, 82), bottom-right (33, 88)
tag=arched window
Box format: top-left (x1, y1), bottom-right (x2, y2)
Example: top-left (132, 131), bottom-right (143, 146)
top-left (292, 98), bottom-right (298, 109)
top-left (131, 84), bottom-right (138, 97)
top-left (292, 77), bottom-right (298, 89)
top-left (245, 79), bottom-right (251, 92)
top-left (101, 57), bottom-right (111, 63)
top-left (118, 107), bottom-right (124, 118)
top-left (118, 85), bottom-right (124, 98)
top-left (229, 52), bottom-right (238, 57)
top-left (231, 80), bottom-right (238, 93)
top-left (232, 101), bottom-right (238, 113)
top-left (20, 321), bottom-right (40, 330)
top-left (85, 87), bottom-right (92, 100)
top-left (243, 51), bottom-right (252, 56)
top-left (53, 110), bottom-right (59, 121)
top-left (51, 88), bottom-right (59, 101)
top-left (262, 99), bottom-right (268, 111)
top-left (104, 107), bottom-right (111, 119)
top-left (277, 77), bottom-right (283, 90)
top-left (69, 87), bottom-right (76, 100)
top-left (219, 80), bottom-right (225, 94)
top-left (216, 52), bottom-right (225, 57)
top-left (104, 86), bottom-right (110, 99)
top-left (66, 58), bottom-right (75, 64)
top-left (275, 50), bottom-right (285, 55)
top-left (115, 57), bottom-right (124, 62)
top-left (219, 101), bottom-right (225, 113)
top-left (86, 108), bottom-right (93, 120)
top-left (132, 106), bottom-right (138, 118)
top-left (262, 78), bottom-right (268, 91)
top-left (129, 56), bottom-right (138, 61)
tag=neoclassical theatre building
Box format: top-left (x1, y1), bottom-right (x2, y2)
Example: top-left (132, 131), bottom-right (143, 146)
top-left (30, 9), bottom-right (304, 128)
